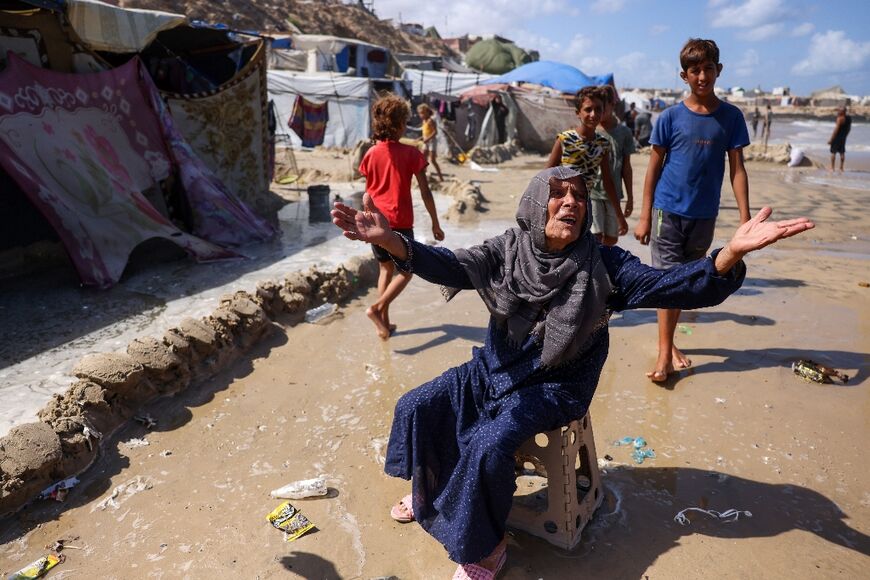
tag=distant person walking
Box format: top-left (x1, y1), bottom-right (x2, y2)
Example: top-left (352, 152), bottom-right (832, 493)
top-left (634, 109), bottom-right (653, 147)
top-left (624, 101), bottom-right (637, 132)
top-left (828, 106), bottom-right (852, 172)
top-left (751, 106), bottom-right (761, 138)
top-left (418, 104), bottom-right (444, 182)
top-left (761, 104), bottom-right (772, 152)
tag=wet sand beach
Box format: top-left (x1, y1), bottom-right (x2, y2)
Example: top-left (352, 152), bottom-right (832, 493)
top-left (1, 152), bottom-right (868, 578)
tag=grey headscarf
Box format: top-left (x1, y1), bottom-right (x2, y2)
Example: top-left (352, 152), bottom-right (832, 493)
top-left (444, 166), bottom-right (612, 367)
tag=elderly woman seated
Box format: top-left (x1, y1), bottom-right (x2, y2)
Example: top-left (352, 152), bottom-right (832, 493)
top-left (331, 166), bottom-right (813, 579)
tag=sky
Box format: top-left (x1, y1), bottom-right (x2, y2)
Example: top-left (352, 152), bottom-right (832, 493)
top-left (369, 0), bottom-right (870, 96)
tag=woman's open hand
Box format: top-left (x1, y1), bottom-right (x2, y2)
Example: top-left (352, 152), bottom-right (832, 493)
top-left (331, 193), bottom-right (393, 246)
top-left (715, 207), bottom-right (814, 274)
top-left (728, 207), bottom-right (814, 256)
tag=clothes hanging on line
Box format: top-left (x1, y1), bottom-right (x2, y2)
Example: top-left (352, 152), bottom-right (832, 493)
top-left (289, 97), bottom-right (329, 147)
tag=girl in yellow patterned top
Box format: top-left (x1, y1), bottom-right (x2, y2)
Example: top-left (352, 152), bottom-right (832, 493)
top-left (547, 86), bottom-right (628, 238)
top-left (417, 103), bottom-right (444, 182)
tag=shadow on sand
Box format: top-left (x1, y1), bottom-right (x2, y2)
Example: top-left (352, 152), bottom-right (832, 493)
top-left (506, 466), bottom-right (869, 578)
top-left (682, 347), bottom-right (867, 385)
top-left (279, 552), bottom-right (341, 579)
top-left (610, 309), bottom-right (776, 328)
top-left (391, 324), bottom-right (488, 356)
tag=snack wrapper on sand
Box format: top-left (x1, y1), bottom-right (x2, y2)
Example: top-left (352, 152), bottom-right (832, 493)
top-left (267, 501), bottom-right (315, 542)
top-left (8, 554), bottom-right (63, 579)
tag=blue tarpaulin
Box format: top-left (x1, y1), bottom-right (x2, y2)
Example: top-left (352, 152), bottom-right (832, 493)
top-left (482, 60), bottom-right (613, 94)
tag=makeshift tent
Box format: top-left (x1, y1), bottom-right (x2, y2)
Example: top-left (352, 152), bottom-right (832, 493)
top-left (65, 0), bottom-right (186, 53)
top-left (472, 91), bottom-right (519, 149)
top-left (68, 3), bottom-right (278, 220)
top-left (268, 37), bottom-right (308, 71)
top-left (619, 89), bottom-right (652, 112)
top-left (268, 71), bottom-right (372, 149)
top-left (810, 85), bottom-right (845, 99)
top-left (509, 87), bottom-right (578, 154)
top-left (483, 60), bottom-right (613, 95)
top-left (465, 37), bottom-right (533, 74)
top-left (810, 85), bottom-right (850, 106)
top-left (158, 37), bottom-right (274, 219)
top-left (402, 69), bottom-right (494, 97)
top-left (288, 34), bottom-right (390, 78)
top-left (0, 0), bottom-right (107, 269)
top-left (0, 53), bottom-right (274, 287)
top-left (0, 0), bottom-right (105, 72)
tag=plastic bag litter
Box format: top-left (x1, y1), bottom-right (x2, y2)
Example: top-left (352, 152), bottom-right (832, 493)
top-left (469, 160), bottom-right (499, 173)
top-left (123, 437), bottom-right (150, 448)
top-left (270, 477), bottom-right (328, 499)
top-left (39, 477), bottom-right (79, 502)
top-left (613, 436), bottom-right (656, 464)
top-left (93, 476), bottom-right (153, 512)
top-left (674, 507), bottom-right (752, 526)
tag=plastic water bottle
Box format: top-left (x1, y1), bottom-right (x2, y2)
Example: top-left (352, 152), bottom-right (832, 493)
top-left (304, 303), bottom-right (337, 323)
top-left (270, 477), bottom-right (328, 499)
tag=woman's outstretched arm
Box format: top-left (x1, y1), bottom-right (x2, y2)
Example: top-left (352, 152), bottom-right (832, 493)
top-left (603, 207), bottom-right (814, 311)
top-left (331, 194), bottom-right (473, 289)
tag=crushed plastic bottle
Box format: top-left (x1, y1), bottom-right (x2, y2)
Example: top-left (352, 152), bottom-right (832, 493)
top-left (270, 477), bottom-right (328, 499)
top-left (304, 303), bottom-right (338, 324)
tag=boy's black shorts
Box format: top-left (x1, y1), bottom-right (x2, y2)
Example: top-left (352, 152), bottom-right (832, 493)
top-left (650, 209), bottom-right (715, 269)
top-left (372, 228), bottom-right (414, 262)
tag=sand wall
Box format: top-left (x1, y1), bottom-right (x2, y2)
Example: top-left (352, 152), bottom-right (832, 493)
top-left (0, 256), bottom-right (379, 516)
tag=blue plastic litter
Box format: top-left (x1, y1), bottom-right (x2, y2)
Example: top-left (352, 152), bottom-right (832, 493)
top-left (631, 448), bottom-right (656, 464)
top-left (613, 436), bottom-right (656, 464)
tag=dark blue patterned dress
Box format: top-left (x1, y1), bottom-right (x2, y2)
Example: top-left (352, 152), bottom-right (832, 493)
top-left (385, 239), bottom-right (745, 563)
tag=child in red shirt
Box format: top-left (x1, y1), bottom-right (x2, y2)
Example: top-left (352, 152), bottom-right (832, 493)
top-left (358, 95), bottom-right (445, 339)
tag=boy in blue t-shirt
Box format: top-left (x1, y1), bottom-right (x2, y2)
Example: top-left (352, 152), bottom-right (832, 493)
top-left (634, 38), bottom-right (750, 383)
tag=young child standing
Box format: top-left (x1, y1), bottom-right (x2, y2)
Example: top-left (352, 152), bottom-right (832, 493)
top-left (417, 103), bottom-right (444, 182)
top-left (546, 86), bottom-right (628, 238)
top-left (359, 95), bottom-right (445, 339)
top-left (590, 84), bottom-right (635, 246)
top-left (634, 38), bottom-right (750, 382)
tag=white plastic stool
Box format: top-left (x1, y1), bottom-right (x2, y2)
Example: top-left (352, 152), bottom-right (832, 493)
top-left (508, 413), bottom-right (604, 550)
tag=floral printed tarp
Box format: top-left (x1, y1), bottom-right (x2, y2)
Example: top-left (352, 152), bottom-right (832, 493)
top-left (0, 53), bottom-right (275, 288)
top-left (165, 41), bottom-right (274, 219)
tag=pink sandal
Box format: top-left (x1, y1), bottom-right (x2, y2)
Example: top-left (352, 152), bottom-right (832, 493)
top-left (452, 544), bottom-right (507, 579)
top-left (389, 494), bottom-right (414, 523)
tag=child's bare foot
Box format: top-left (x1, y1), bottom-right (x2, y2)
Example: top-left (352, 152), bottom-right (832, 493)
top-left (366, 306), bottom-right (391, 340)
top-left (646, 365), bottom-right (673, 382)
top-left (671, 346), bottom-right (692, 369)
top-left (647, 352), bottom-right (674, 382)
